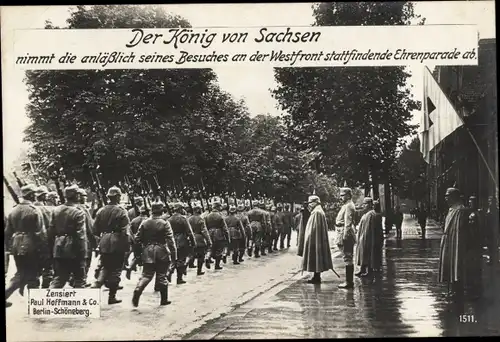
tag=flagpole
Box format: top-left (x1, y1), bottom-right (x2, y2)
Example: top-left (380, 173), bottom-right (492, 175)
top-left (425, 66), bottom-right (498, 192)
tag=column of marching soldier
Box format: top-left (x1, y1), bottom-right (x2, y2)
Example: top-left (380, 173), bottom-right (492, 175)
top-left (5, 183), bottom-right (297, 308)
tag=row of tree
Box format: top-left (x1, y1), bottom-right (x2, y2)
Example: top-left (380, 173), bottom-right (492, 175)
top-left (18, 3), bottom-right (427, 209)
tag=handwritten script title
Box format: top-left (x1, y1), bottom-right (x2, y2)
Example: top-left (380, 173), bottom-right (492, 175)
top-left (125, 28), bottom-right (322, 49)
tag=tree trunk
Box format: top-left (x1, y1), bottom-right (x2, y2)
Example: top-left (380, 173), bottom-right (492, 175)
top-left (371, 167), bottom-right (380, 200)
top-left (384, 179), bottom-right (392, 214)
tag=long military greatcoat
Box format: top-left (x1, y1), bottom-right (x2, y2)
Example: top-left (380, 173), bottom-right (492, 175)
top-left (356, 210), bottom-right (383, 269)
top-left (301, 204), bottom-right (333, 273)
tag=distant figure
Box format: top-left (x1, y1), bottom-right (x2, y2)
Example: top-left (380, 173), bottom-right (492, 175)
top-left (466, 196), bottom-right (483, 298)
top-left (393, 206), bottom-right (404, 240)
top-left (417, 205), bottom-right (428, 239)
top-left (384, 208), bottom-right (393, 237)
top-left (438, 188), bottom-right (468, 297)
top-left (300, 195), bottom-right (333, 284)
top-left (485, 196), bottom-right (499, 266)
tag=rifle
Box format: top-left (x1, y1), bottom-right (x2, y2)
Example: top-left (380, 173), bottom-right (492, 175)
top-left (12, 171), bottom-right (26, 188)
top-left (90, 170), bottom-right (104, 208)
top-left (95, 166), bottom-right (107, 204)
top-left (153, 174), bottom-right (171, 215)
top-left (123, 175), bottom-right (138, 214)
top-left (3, 176), bottom-right (20, 204)
top-left (48, 163), bottom-right (65, 203)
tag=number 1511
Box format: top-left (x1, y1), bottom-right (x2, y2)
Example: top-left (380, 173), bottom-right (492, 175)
top-left (459, 314), bottom-right (476, 323)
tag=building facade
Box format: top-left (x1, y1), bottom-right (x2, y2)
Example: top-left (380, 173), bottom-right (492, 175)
top-left (428, 38), bottom-right (497, 214)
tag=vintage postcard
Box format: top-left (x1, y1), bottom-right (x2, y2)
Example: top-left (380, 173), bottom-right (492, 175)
top-left (2, 2), bottom-right (498, 340)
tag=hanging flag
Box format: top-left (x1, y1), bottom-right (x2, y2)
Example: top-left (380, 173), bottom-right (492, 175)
top-left (420, 66), bottom-right (464, 164)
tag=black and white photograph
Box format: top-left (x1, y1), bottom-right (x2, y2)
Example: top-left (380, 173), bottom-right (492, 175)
top-left (2, 1), bottom-right (498, 340)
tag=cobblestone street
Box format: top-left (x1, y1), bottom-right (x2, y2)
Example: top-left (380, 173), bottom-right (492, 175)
top-left (186, 215), bottom-right (500, 339)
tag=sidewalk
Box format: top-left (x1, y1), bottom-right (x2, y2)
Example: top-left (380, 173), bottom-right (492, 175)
top-left (186, 216), bottom-right (500, 339)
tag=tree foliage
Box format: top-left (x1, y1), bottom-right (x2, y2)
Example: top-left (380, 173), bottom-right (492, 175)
top-left (391, 136), bottom-right (428, 201)
top-left (273, 2), bottom-right (422, 192)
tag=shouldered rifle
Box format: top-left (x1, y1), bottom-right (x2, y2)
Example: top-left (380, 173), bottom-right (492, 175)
top-left (4, 176), bottom-right (20, 204)
top-left (90, 170), bottom-right (104, 208)
top-left (12, 171), bottom-right (26, 188)
top-left (153, 174), bottom-right (171, 215)
top-left (48, 164), bottom-right (65, 203)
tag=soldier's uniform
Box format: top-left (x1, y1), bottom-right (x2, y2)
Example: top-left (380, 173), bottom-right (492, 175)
top-left (281, 205), bottom-right (293, 248)
top-left (335, 188), bottom-right (357, 289)
top-left (34, 186), bottom-right (55, 288)
top-left (92, 186), bottom-right (131, 304)
top-left (76, 188), bottom-right (95, 287)
top-left (168, 203), bottom-right (196, 284)
top-left (236, 204), bottom-right (251, 260)
top-left (128, 197), bottom-right (144, 221)
top-left (188, 203), bottom-right (212, 275)
top-left (260, 202), bottom-right (272, 254)
top-left (224, 206), bottom-right (246, 265)
top-left (246, 201), bottom-right (268, 258)
top-left (5, 185), bottom-right (47, 305)
top-left (126, 207), bottom-right (148, 279)
top-left (132, 202), bottom-right (177, 307)
top-left (205, 201), bottom-right (230, 270)
top-left (272, 206), bottom-right (285, 251)
top-left (48, 185), bottom-right (88, 288)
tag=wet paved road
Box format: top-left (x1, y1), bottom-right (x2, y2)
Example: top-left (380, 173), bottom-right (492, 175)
top-left (186, 215), bottom-right (500, 339)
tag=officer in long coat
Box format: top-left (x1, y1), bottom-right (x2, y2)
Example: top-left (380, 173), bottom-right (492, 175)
top-left (355, 197), bottom-right (383, 278)
top-left (168, 202), bottom-right (196, 284)
top-left (188, 202), bottom-right (212, 275)
top-left (131, 202), bottom-right (176, 307)
top-left (235, 204), bottom-right (251, 261)
top-left (5, 184), bottom-right (47, 307)
top-left (335, 188), bottom-right (356, 289)
top-left (225, 205), bottom-right (246, 265)
top-left (48, 185), bottom-right (88, 288)
top-left (247, 201), bottom-right (268, 258)
top-left (91, 186), bottom-right (131, 305)
top-left (33, 185), bottom-right (54, 288)
top-left (205, 199), bottom-right (230, 270)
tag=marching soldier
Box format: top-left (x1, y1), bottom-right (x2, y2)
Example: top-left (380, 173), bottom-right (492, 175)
top-left (335, 188), bottom-right (357, 289)
top-left (77, 188), bottom-right (95, 287)
top-left (168, 203), bottom-right (196, 284)
top-left (236, 204), bottom-right (251, 261)
top-left (48, 185), bottom-right (88, 288)
top-left (132, 202), bottom-right (177, 307)
top-left (128, 197), bottom-right (144, 221)
top-left (247, 200), bottom-right (268, 258)
top-left (5, 184), bottom-right (47, 307)
top-left (188, 202), bottom-right (212, 275)
top-left (46, 191), bottom-right (60, 206)
top-left (161, 206), bottom-right (170, 221)
top-left (34, 185), bottom-right (54, 288)
top-left (92, 186), bottom-right (131, 305)
top-left (259, 201), bottom-right (271, 255)
top-left (205, 199), bottom-right (230, 270)
top-left (281, 204), bottom-right (293, 249)
top-left (224, 205), bottom-right (246, 265)
top-left (273, 205), bottom-right (286, 251)
top-left (125, 206), bottom-right (148, 280)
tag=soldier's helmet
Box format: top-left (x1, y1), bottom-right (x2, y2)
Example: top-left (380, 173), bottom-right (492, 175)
top-left (193, 201), bottom-right (202, 210)
top-left (64, 184), bottom-right (80, 198)
top-left (251, 200), bottom-right (260, 207)
top-left (77, 188), bottom-right (87, 197)
top-left (212, 197), bottom-right (221, 206)
top-left (151, 202), bottom-right (165, 212)
top-left (21, 184), bottom-right (37, 198)
top-left (47, 191), bottom-right (59, 201)
top-left (237, 203), bottom-right (245, 211)
top-left (107, 186), bottom-right (123, 198)
top-left (271, 206), bottom-right (276, 211)
top-left (139, 206), bottom-right (149, 215)
top-left (173, 202), bottom-right (183, 211)
top-left (277, 203), bottom-right (283, 209)
top-left (35, 185), bottom-right (49, 196)
top-left (229, 205), bottom-right (237, 213)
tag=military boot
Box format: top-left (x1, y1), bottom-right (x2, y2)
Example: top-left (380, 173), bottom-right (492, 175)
top-left (254, 248), bottom-right (261, 258)
top-left (215, 258), bottom-right (223, 270)
top-left (205, 258), bottom-right (211, 269)
top-left (176, 267), bottom-right (187, 284)
top-left (188, 257), bottom-right (196, 269)
top-left (197, 258), bottom-right (205, 276)
top-left (108, 288), bottom-right (122, 304)
top-left (160, 285), bottom-right (171, 306)
top-left (232, 252), bottom-right (240, 265)
top-left (247, 247), bottom-right (253, 257)
top-left (222, 254), bottom-right (227, 264)
top-left (338, 265), bottom-right (354, 289)
top-left (355, 265), bottom-right (366, 277)
top-left (238, 252), bottom-right (244, 263)
top-left (132, 290), bottom-right (142, 307)
top-left (307, 272), bottom-right (321, 284)
top-left (125, 267), bottom-right (133, 280)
